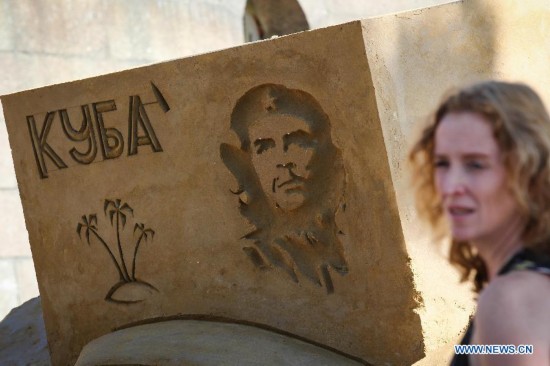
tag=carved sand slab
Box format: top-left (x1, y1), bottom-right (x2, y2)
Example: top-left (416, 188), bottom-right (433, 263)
top-left (2, 20), bottom-right (421, 365)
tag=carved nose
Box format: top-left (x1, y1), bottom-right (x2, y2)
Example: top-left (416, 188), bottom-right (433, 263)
top-left (276, 162), bottom-right (296, 170)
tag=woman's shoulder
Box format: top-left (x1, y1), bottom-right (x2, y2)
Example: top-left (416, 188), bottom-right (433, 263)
top-left (486, 270), bottom-right (550, 298)
top-left (483, 247), bottom-right (550, 308)
top-left (479, 270), bottom-right (550, 309)
top-left (471, 271), bottom-right (550, 366)
top-left (476, 270), bottom-right (550, 340)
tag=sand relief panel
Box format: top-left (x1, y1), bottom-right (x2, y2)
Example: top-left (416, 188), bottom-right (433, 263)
top-left (22, 82), bottom-right (170, 304)
top-left (221, 84), bottom-right (348, 293)
top-left (21, 82), bottom-right (350, 306)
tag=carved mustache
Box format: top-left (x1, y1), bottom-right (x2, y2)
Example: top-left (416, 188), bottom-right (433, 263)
top-left (272, 164), bottom-right (306, 193)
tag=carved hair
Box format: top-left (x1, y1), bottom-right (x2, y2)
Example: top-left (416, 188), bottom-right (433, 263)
top-left (221, 84), bottom-right (347, 292)
top-left (409, 80), bottom-right (550, 291)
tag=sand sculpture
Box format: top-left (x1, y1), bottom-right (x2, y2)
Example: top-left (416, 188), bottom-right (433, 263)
top-left (2, 22), bottom-right (421, 365)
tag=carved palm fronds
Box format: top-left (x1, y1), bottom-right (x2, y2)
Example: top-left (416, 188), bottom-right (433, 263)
top-left (77, 214), bottom-right (125, 281)
top-left (104, 199), bottom-right (134, 281)
top-left (132, 223), bottom-right (155, 280)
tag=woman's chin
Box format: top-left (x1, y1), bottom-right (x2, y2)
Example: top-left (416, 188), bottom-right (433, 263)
top-left (451, 229), bottom-right (474, 242)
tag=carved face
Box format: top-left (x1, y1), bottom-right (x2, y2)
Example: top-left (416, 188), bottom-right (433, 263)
top-left (249, 114), bottom-right (316, 211)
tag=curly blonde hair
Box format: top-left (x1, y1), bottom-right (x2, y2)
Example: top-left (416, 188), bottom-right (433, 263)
top-left (409, 81), bottom-right (550, 291)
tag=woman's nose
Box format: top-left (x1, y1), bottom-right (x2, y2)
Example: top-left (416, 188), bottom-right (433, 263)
top-left (440, 168), bottom-right (467, 196)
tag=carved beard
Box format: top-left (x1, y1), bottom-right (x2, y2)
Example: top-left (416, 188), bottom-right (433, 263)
top-left (220, 139), bottom-right (348, 293)
top-left (242, 209), bottom-right (348, 294)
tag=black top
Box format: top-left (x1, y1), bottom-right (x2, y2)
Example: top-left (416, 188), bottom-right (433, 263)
top-left (449, 248), bottom-right (550, 366)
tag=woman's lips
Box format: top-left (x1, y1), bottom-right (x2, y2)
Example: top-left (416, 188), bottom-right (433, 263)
top-left (448, 206), bottom-right (475, 217)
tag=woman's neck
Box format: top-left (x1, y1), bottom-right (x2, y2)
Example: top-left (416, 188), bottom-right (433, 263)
top-left (471, 216), bottom-right (525, 281)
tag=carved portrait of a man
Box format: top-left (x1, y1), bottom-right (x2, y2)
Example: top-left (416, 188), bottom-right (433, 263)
top-left (220, 84), bottom-right (348, 293)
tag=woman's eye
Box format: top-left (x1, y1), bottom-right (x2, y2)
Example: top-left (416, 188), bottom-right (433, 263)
top-left (466, 161), bottom-right (485, 170)
top-left (434, 160), bottom-right (449, 168)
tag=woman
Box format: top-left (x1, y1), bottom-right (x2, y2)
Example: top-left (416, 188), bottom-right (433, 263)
top-left (409, 81), bottom-right (550, 366)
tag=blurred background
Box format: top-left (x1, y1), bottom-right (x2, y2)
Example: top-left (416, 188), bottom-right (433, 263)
top-left (0, 0), bottom-right (455, 320)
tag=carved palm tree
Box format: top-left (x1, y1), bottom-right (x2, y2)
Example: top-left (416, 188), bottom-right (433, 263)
top-left (104, 199), bottom-right (133, 282)
top-left (132, 223), bottom-right (155, 280)
top-left (77, 214), bottom-right (125, 281)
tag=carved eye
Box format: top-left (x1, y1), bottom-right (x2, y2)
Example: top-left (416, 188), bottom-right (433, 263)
top-left (253, 138), bottom-right (275, 154)
top-left (283, 130), bottom-right (316, 151)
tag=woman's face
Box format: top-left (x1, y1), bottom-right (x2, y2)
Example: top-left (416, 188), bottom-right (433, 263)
top-left (433, 111), bottom-right (522, 244)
